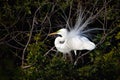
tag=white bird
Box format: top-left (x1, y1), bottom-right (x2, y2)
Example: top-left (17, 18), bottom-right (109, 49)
top-left (49, 28), bottom-right (95, 55)
top-left (49, 9), bottom-right (97, 55)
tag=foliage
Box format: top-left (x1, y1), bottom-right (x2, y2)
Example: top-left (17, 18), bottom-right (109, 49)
top-left (0, 0), bottom-right (120, 80)
top-left (78, 48), bottom-right (120, 80)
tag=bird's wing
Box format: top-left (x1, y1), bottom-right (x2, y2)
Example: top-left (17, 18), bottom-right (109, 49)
top-left (67, 36), bottom-right (95, 50)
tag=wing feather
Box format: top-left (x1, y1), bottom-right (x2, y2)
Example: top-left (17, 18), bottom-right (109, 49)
top-left (67, 35), bottom-right (95, 50)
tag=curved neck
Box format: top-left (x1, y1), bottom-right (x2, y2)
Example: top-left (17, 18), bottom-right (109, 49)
top-left (55, 36), bottom-right (65, 47)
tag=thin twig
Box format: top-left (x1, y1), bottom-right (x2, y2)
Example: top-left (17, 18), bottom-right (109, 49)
top-left (44, 46), bottom-right (55, 56)
top-left (21, 7), bottom-right (40, 67)
top-left (74, 50), bottom-right (91, 65)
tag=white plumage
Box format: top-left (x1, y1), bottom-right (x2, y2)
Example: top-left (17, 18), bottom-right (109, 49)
top-left (49, 9), bottom-right (97, 55)
top-left (51, 28), bottom-right (95, 55)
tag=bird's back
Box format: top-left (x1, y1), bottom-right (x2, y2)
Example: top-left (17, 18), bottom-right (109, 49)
top-left (66, 31), bottom-right (95, 51)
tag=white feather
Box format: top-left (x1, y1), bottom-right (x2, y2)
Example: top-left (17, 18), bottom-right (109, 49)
top-left (50, 8), bottom-right (97, 55)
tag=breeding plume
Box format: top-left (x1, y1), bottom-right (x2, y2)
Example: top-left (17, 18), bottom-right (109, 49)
top-left (49, 9), bottom-right (97, 55)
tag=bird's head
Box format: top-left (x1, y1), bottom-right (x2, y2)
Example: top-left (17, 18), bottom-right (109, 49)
top-left (48, 28), bottom-right (68, 37)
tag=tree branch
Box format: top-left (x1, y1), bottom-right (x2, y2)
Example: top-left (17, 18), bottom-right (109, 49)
top-left (21, 7), bottom-right (40, 67)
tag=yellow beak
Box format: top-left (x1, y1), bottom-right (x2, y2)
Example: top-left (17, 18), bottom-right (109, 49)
top-left (48, 32), bottom-right (57, 36)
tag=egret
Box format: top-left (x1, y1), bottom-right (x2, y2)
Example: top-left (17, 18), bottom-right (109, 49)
top-left (49, 9), bottom-right (97, 55)
top-left (49, 28), bottom-right (95, 55)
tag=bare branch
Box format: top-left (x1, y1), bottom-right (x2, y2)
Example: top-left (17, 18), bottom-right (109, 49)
top-left (21, 7), bottom-right (41, 67)
top-left (44, 46), bottom-right (55, 56)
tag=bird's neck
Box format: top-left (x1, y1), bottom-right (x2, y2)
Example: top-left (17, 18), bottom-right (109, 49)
top-left (55, 37), bottom-right (65, 46)
top-left (54, 33), bottom-right (67, 47)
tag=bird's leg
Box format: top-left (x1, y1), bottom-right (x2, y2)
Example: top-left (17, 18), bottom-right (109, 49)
top-left (78, 51), bottom-right (81, 56)
top-left (74, 50), bottom-right (77, 56)
top-left (63, 53), bottom-right (67, 60)
top-left (68, 53), bottom-right (73, 63)
top-left (78, 51), bottom-right (84, 64)
top-left (74, 51), bottom-right (81, 65)
top-left (55, 51), bottom-right (59, 57)
top-left (81, 57), bottom-right (84, 64)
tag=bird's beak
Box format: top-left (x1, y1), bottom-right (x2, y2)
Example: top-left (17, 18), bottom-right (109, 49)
top-left (48, 32), bottom-right (57, 36)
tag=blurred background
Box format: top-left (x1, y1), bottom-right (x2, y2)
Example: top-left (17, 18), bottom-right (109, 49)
top-left (0, 0), bottom-right (120, 80)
